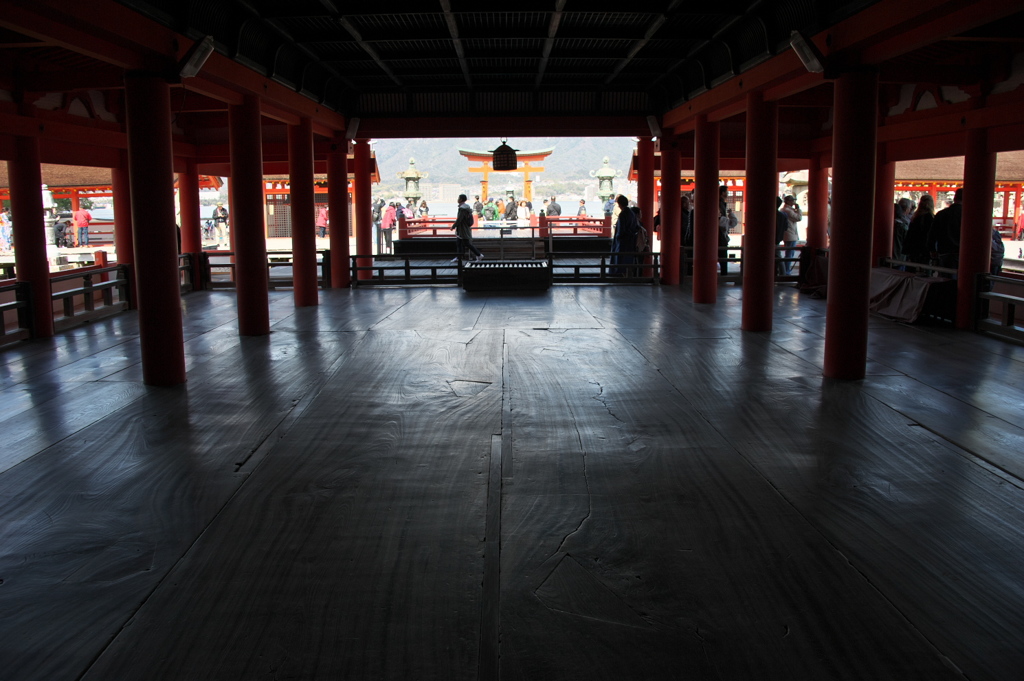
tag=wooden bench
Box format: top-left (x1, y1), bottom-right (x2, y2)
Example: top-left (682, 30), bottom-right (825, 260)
top-left (977, 290), bottom-right (1024, 343)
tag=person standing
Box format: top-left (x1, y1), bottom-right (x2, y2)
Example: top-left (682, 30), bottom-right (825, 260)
top-left (681, 193), bottom-right (696, 276)
top-left (780, 194), bottom-right (802, 274)
top-left (611, 194), bottom-right (640, 275)
top-left (419, 200), bottom-right (430, 217)
top-left (381, 203), bottom-right (397, 255)
top-left (547, 196), bottom-right (561, 217)
top-left (315, 205), bottom-right (329, 238)
top-left (211, 202), bottom-right (229, 244)
top-left (504, 197), bottom-right (518, 221)
top-left (603, 196), bottom-right (615, 218)
top-left (73, 205), bottom-right (93, 247)
top-left (927, 188), bottom-right (963, 272)
top-left (0, 207), bottom-right (12, 251)
top-left (450, 194), bottom-right (483, 262)
top-left (482, 199), bottom-right (498, 222)
top-left (892, 198), bottom-right (913, 261)
top-left (904, 195), bottom-right (935, 267)
top-left (577, 199), bottom-right (587, 217)
top-left (718, 200), bottom-right (738, 275)
top-left (472, 196), bottom-right (483, 218)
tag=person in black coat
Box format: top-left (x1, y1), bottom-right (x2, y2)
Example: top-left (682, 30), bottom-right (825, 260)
top-left (611, 195), bottom-right (640, 275)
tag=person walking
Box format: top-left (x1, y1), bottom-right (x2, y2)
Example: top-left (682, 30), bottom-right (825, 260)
top-left (450, 194), bottom-right (483, 263)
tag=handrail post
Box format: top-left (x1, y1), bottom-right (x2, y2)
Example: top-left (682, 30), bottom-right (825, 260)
top-left (16, 281), bottom-right (33, 335)
top-left (321, 249), bottom-right (332, 289)
top-left (83, 273), bottom-right (95, 312)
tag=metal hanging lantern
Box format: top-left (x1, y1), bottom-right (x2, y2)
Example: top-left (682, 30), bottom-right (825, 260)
top-left (491, 138), bottom-right (518, 171)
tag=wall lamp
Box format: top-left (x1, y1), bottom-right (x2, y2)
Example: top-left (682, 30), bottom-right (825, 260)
top-left (789, 31), bottom-right (825, 74)
top-left (178, 36), bottom-right (215, 79)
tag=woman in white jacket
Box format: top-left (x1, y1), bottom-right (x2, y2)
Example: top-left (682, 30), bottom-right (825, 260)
top-left (781, 195), bottom-right (802, 274)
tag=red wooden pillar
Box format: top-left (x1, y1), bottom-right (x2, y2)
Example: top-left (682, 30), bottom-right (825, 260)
top-left (637, 136), bottom-right (655, 233)
top-left (353, 138), bottom-right (373, 280)
top-left (660, 139), bottom-right (681, 285)
top-left (824, 70), bottom-right (878, 380)
top-left (807, 154), bottom-right (830, 250)
top-left (872, 154), bottom-right (896, 265)
top-left (179, 158), bottom-right (201, 253)
top-left (70, 191), bottom-right (81, 212)
top-left (229, 94), bottom-right (270, 334)
top-left (742, 91), bottom-right (778, 332)
top-left (327, 139), bottom-right (351, 288)
top-left (178, 157), bottom-right (202, 292)
top-left (8, 132), bottom-right (54, 338)
top-left (124, 74), bottom-right (185, 386)
top-left (693, 114), bottom-right (720, 303)
top-left (957, 127), bottom-right (996, 329)
top-left (111, 152), bottom-right (135, 307)
top-left (289, 117), bottom-right (318, 306)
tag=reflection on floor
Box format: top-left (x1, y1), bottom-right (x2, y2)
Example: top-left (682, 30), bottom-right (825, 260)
top-left (1, 285), bottom-right (1022, 680)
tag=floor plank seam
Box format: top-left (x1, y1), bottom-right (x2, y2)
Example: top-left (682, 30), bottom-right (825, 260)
top-left (552, 395), bottom-right (593, 557)
top-left (730, 450), bottom-right (972, 679)
top-left (861, 381), bottom-right (1024, 491)
top-left (72, 336), bottom-right (354, 680)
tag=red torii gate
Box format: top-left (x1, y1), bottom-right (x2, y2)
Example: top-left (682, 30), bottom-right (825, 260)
top-left (458, 147), bottom-right (554, 203)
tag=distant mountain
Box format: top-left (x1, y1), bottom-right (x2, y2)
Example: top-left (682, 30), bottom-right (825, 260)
top-left (372, 137), bottom-right (637, 191)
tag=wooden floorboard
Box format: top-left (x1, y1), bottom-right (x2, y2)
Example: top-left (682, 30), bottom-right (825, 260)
top-left (0, 286), bottom-right (1021, 680)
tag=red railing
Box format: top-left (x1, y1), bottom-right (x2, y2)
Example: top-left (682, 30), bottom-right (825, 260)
top-left (397, 214), bottom-right (611, 239)
top-left (540, 215), bottom-right (612, 237)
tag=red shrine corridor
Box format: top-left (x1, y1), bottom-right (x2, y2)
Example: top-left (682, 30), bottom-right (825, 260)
top-left (1, 285), bottom-right (1022, 680)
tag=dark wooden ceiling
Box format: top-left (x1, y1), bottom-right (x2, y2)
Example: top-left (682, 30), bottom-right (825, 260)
top-left (115, 0), bottom-right (879, 119)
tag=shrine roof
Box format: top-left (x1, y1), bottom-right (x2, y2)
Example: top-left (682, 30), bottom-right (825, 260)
top-left (458, 149), bottom-right (556, 159)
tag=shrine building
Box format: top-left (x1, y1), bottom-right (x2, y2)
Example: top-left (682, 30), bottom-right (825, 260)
top-left (1, 2), bottom-right (1023, 680)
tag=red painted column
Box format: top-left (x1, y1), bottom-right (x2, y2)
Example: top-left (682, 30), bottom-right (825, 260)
top-left (178, 157), bottom-right (202, 293)
top-left (111, 153), bottom-right (135, 307)
top-left (807, 154), bottom-right (830, 250)
top-left (637, 136), bottom-right (655, 234)
top-left (660, 139), bottom-right (681, 285)
top-left (824, 70), bottom-right (879, 380)
top-left (693, 114), bottom-right (720, 303)
top-left (289, 117), bottom-right (319, 306)
top-left (957, 127), bottom-right (996, 329)
top-left (327, 139), bottom-right (351, 288)
top-left (179, 157), bottom-right (202, 254)
top-left (124, 74), bottom-right (185, 385)
top-left (70, 191), bottom-right (81, 212)
top-left (872, 155), bottom-right (896, 266)
top-left (353, 139), bottom-right (373, 280)
top-left (8, 132), bottom-right (54, 338)
top-left (229, 94), bottom-right (270, 334)
top-left (742, 91), bottom-right (778, 332)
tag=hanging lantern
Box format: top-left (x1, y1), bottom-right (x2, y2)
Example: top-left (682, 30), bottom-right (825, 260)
top-left (491, 138), bottom-right (518, 171)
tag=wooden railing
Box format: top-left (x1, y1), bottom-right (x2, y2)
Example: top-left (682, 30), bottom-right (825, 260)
top-left (550, 252), bottom-right (660, 283)
top-left (201, 250), bottom-right (333, 290)
top-left (0, 279), bottom-right (32, 345)
top-left (49, 265), bottom-right (130, 332)
top-left (350, 254), bottom-right (461, 287)
top-left (349, 252), bottom-right (662, 286)
top-left (977, 272), bottom-right (1024, 343)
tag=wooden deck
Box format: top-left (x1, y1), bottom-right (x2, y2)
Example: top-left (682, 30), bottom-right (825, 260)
top-left (1, 285), bottom-right (1023, 680)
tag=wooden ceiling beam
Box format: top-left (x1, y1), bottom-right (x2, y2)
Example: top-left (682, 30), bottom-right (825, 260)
top-left (438, 0), bottom-right (472, 89)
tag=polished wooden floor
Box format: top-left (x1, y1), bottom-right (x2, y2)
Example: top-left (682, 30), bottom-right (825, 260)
top-left (1, 284), bottom-right (1023, 680)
